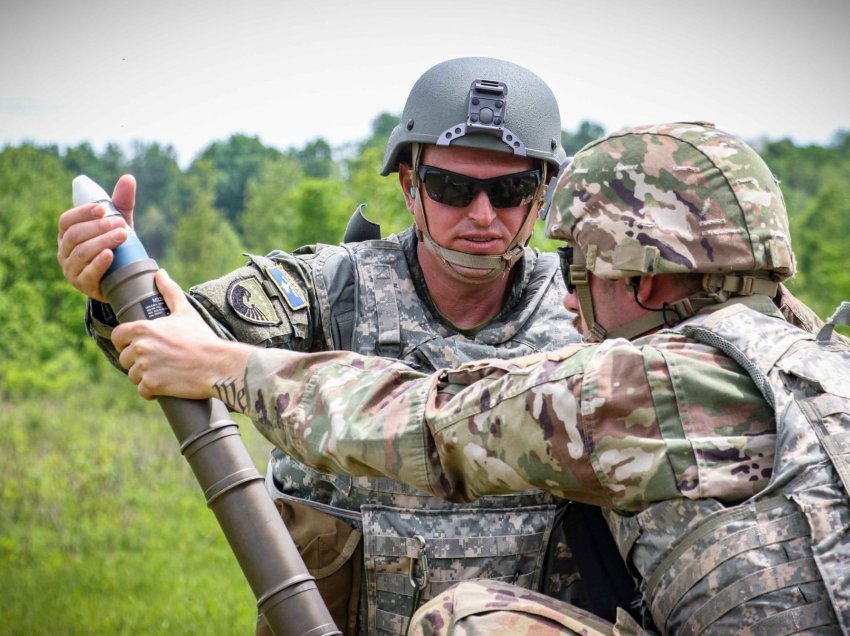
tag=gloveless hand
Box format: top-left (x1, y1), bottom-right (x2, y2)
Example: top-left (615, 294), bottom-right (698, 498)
top-left (112, 269), bottom-right (252, 401)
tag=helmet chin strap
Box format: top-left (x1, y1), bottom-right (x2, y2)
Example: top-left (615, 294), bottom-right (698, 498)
top-left (571, 247), bottom-right (781, 342)
top-left (410, 143), bottom-right (548, 284)
top-left (571, 248), bottom-right (692, 342)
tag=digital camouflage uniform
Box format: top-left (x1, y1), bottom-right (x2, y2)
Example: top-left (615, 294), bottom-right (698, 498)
top-left (86, 227), bottom-right (586, 634)
top-left (230, 123), bottom-right (850, 633)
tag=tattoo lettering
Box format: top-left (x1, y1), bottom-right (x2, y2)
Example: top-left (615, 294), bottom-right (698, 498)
top-left (213, 377), bottom-right (249, 412)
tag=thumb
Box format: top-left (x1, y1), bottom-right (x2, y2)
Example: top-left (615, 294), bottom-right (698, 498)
top-left (112, 174), bottom-right (137, 227)
top-left (155, 269), bottom-right (188, 312)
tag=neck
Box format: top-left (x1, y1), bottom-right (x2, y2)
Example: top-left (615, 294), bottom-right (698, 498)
top-left (417, 242), bottom-right (514, 329)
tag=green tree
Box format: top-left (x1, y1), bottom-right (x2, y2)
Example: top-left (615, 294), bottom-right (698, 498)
top-left (0, 145), bottom-right (102, 396)
top-left (127, 141), bottom-right (188, 260)
top-left (191, 134), bottom-right (282, 228)
top-left (283, 177), bottom-right (353, 250)
top-left (62, 142), bottom-right (127, 191)
top-left (162, 166), bottom-right (245, 288)
top-left (359, 112), bottom-right (400, 152)
top-left (561, 121), bottom-right (606, 156)
top-left (238, 155), bottom-right (305, 254)
top-left (293, 138), bottom-right (335, 179)
top-left (346, 144), bottom-right (409, 238)
top-left (786, 177), bottom-right (850, 319)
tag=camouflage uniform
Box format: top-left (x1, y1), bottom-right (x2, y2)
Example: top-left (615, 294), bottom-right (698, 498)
top-left (232, 123), bottom-right (850, 633)
top-left (86, 227), bottom-right (585, 634)
top-left (239, 292), bottom-right (850, 634)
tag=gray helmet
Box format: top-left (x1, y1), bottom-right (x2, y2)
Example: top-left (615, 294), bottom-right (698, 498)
top-left (381, 57), bottom-right (566, 175)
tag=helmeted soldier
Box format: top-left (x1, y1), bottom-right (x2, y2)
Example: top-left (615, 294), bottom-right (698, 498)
top-left (109, 121), bottom-right (850, 633)
top-left (57, 58), bottom-right (623, 634)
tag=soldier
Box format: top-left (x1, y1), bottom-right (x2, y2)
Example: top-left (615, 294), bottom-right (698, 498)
top-left (111, 122), bottom-right (850, 633)
top-left (57, 58), bottom-right (642, 634)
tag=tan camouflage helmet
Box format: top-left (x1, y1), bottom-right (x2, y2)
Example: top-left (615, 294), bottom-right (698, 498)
top-left (544, 122), bottom-right (796, 283)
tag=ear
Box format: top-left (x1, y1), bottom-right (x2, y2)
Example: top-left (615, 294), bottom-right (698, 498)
top-left (635, 275), bottom-right (658, 306)
top-left (399, 163), bottom-right (415, 212)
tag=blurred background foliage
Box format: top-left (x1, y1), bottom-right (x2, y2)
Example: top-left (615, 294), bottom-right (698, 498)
top-left (1, 117), bottom-right (848, 633)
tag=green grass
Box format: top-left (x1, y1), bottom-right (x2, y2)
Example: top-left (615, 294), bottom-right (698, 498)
top-left (0, 376), bottom-right (276, 635)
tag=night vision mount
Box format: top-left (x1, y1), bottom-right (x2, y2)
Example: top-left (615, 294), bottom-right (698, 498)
top-left (436, 79), bottom-right (527, 156)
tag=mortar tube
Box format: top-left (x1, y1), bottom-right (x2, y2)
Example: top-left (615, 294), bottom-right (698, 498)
top-left (101, 258), bottom-right (340, 636)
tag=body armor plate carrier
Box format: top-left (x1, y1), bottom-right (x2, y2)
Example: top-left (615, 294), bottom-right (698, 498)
top-left (606, 303), bottom-right (850, 635)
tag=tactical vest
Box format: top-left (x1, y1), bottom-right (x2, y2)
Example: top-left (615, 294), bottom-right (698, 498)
top-left (270, 237), bottom-right (577, 635)
top-left (605, 303), bottom-right (850, 635)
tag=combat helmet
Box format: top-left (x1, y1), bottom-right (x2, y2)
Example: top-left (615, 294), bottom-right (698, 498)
top-left (543, 122), bottom-right (796, 340)
top-left (384, 57), bottom-right (566, 281)
top-left (381, 57), bottom-right (566, 175)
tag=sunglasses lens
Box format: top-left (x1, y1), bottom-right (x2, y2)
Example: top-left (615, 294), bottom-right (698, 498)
top-left (488, 173), bottom-right (539, 208)
top-left (419, 167), bottom-right (540, 209)
top-left (557, 246), bottom-right (575, 293)
top-left (423, 171), bottom-right (475, 207)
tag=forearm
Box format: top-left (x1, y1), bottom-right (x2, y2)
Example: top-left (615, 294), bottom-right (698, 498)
top-left (243, 348), bottom-right (439, 493)
top-left (238, 350), bottom-right (628, 510)
top-left (240, 345), bottom-right (606, 506)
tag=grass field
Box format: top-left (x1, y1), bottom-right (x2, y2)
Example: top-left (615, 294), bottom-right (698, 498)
top-left (0, 376), bottom-right (276, 635)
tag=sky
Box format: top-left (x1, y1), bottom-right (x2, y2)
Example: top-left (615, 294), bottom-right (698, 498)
top-left (2, 0), bottom-right (848, 168)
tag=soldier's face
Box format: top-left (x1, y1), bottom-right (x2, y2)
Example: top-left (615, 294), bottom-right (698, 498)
top-left (563, 272), bottom-right (644, 339)
top-left (403, 145), bottom-right (537, 278)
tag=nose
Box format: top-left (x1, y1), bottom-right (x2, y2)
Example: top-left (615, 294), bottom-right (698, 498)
top-left (466, 190), bottom-right (497, 226)
top-left (563, 289), bottom-right (579, 312)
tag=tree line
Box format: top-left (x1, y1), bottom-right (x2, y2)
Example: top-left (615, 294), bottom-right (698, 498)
top-left (1, 115), bottom-right (848, 400)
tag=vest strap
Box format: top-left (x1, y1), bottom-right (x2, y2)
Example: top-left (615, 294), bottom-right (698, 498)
top-left (651, 507), bottom-right (809, 624)
top-left (681, 557), bottom-right (821, 636)
top-left (747, 598), bottom-right (838, 635)
top-left (367, 263), bottom-right (402, 358)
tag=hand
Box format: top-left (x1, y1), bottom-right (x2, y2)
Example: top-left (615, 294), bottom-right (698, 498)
top-left (112, 269), bottom-right (252, 401)
top-left (57, 174), bottom-right (137, 302)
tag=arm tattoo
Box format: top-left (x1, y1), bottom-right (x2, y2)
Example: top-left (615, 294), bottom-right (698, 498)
top-left (213, 377), bottom-right (249, 412)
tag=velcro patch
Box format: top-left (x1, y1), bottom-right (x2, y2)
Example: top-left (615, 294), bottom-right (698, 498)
top-left (226, 277), bottom-right (280, 325)
top-left (265, 266), bottom-right (308, 311)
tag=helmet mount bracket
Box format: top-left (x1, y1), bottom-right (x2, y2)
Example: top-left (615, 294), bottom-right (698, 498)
top-left (436, 80), bottom-right (527, 156)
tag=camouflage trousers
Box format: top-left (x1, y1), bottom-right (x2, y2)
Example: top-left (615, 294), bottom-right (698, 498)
top-left (408, 579), bottom-right (647, 636)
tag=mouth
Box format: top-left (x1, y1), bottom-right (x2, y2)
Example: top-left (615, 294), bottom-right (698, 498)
top-left (457, 236), bottom-right (504, 252)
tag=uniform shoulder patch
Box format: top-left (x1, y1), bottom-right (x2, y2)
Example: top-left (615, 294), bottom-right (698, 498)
top-left (226, 277), bottom-right (281, 325)
top-left (265, 266), bottom-right (308, 311)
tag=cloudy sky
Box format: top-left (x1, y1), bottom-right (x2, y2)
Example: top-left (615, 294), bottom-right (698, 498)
top-left (2, 0), bottom-right (848, 167)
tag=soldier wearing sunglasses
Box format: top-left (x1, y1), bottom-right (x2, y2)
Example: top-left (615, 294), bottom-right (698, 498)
top-left (114, 122), bottom-right (850, 635)
top-left (59, 58), bottom-right (637, 634)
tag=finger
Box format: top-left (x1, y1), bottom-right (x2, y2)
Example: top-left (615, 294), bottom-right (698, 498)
top-left (112, 174), bottom-right (136, 227)
top-left (138, 381), bottom-right (156, 401)
top-left (128, 363), bottom-right (156, 400)
top-left (125, 360), bottom-right (156, 401)
top-left (58, 209), bottom-right (127, 262)
top-left (124, 355), bottom-right (140, 380)
top-left (155, 269), bottom-right (188, 312)
top-left (60, 225), bottom-right (126, 275)
top-left (59, 224), bottom-right (127, 300)
top-left (112, 322), bottom-right (136, 354)
top-left (58, 203), bottom-right (104, 239)
top-left (69, 250), bottom-right (116, 302)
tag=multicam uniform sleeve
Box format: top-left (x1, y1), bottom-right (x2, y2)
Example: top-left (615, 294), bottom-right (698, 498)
top-left (244, 334), bottom-right (775, 513)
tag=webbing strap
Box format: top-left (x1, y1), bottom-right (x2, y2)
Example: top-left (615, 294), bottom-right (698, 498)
top-left (680, 557), bottom-right (821, 636)
top-left (798, 395), bottom-right (850, 500)
top-left (652, 510), bottom-right (809, 624)
top-left (368, 264), bottom-right (401, 358)
top-left (747, 598), bottom-right (838, 635)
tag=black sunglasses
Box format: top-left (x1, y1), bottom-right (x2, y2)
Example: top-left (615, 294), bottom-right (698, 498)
top-left (557, 246), bottom-right (575, 293)
top-left (417, 165), bottom-right (541, 209)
